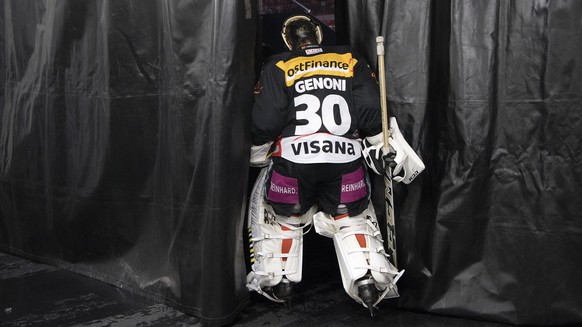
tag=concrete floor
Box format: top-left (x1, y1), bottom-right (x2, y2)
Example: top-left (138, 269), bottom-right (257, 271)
top-left (1, 249), bottom-right (511, 327)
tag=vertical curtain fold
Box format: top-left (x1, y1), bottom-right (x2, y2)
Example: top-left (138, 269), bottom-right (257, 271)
top-left (341, 0), bottom-right (582, 325)
top-left (0, 1), bottom-right (256, 325)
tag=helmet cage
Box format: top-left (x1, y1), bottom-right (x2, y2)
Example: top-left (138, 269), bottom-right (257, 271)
top-left (281, 15), bottom-right (323, 50)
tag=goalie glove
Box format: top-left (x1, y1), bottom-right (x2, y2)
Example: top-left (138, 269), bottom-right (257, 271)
top-left (362, 133), bottom-right (397, 176)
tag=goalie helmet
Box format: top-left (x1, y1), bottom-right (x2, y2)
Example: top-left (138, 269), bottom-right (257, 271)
top-left (281, 14), bottom-right (323, 50)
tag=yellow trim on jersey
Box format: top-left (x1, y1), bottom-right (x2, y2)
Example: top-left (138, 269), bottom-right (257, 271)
top-left (276, 53), bottom-right (357, 87)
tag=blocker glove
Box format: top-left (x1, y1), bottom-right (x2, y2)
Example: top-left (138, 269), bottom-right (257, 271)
top-left (250, 141), bottom-right (274, 167)
top-left (363, 118), bottom-right (426, 184)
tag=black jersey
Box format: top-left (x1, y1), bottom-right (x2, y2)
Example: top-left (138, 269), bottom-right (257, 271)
top-left (252, 44), bottom-right (382, 164)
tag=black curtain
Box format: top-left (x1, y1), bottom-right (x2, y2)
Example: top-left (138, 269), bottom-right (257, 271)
top-left (0, 1), bottom-right (256, 325)
top-left (341, 0), bottom-right (582, 325)
top-left (3, 0), bottom-right (582, 326)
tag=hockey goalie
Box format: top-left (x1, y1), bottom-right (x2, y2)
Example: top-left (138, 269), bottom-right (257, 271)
top-left (246, 14), bottom-right (424, 316)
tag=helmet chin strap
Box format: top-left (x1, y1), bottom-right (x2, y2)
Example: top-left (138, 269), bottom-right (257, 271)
top-left (297, 39), bottom-right (315, 49)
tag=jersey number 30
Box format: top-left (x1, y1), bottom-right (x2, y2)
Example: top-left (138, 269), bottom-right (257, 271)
top-left (294, 94), bottom-right (351, 136)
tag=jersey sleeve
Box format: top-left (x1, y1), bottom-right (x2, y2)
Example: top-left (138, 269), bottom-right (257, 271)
top-left (251, 61), bottom-right (289, 145)
top-left (351, 55), bottom-right (383, 138)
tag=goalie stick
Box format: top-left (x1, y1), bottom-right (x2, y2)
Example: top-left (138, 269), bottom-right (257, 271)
top-left (376, 36), bottom-right (398, 269)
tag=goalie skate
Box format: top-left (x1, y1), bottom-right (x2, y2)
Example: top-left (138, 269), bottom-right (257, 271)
top-left (313, 203), bottom-right (404, 313)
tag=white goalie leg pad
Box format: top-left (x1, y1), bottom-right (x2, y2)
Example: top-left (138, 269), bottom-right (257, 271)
top-left (246, 167), bottom-right (316, 302)
top-left (314, 204), bottom-right (403, 306)
top-left (313, 211), bottom-right (338, 238)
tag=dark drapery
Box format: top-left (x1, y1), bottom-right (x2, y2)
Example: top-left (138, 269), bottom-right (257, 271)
top-left (341, 1), bottom-right (582, 325)
top-left (0, 1), bottom-right (255, 325)
top-left (2, 0), bottom-right (582, 326)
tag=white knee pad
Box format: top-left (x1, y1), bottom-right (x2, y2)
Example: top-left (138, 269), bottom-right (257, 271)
top-left (246, 167), bottom-right (315, 302)
top-left (314, 203), bottom-right (403, 307)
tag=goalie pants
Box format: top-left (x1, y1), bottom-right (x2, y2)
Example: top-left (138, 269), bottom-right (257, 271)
top-left (265, 157), bottom-right (370, 217)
